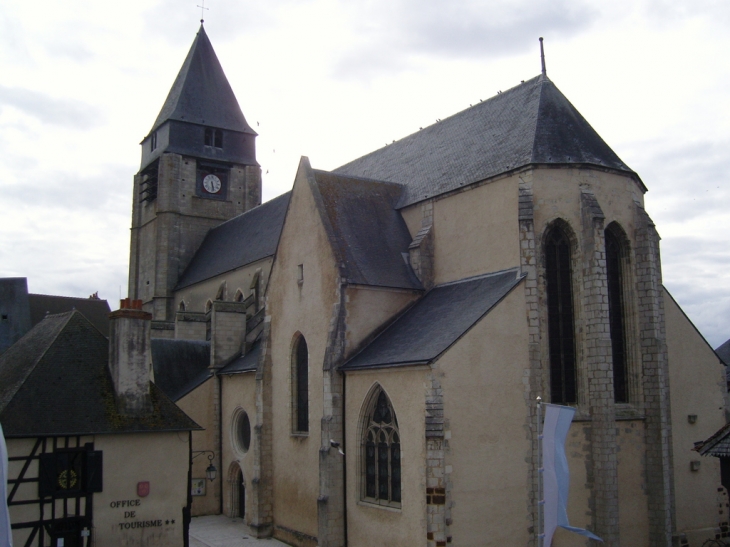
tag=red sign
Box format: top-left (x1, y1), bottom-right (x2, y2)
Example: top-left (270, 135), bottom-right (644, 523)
top-left (137, 481), bottom-right (150, 497)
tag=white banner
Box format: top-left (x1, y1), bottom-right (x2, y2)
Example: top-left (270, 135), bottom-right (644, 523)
top-left (542, 404), bottom-right (602, 546)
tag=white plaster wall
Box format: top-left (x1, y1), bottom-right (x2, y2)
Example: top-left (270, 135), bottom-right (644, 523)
top-left (436, 283), bottom-right (532, 546)
top-left (221, 372), bottom-right (257, 522)
top-left (665, 289), bottom-right (726, 538)
top-left (431, 174), bottom-right (521, 284)
top-left (344, 368), bottom-right (429, 547)
top-left (176, 378), bottom-right (218, 516)
top-left (266, 163), bottom-right (340, 540)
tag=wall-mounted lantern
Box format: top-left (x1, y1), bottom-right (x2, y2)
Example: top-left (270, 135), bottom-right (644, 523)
top-left (193, 450), bottom-right (217, 482)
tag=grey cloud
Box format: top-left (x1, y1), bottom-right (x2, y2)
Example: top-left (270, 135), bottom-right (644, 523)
top-left (143, 0), bottom-right (315, 46)
top-left (2, 164), bottom-right (130, 211)
top-left (0, 85), bottom-right (103, 129)
top-left (334, 0), bottom-right (598, 80)
top-left (627, 139), bottom-right (730, 223)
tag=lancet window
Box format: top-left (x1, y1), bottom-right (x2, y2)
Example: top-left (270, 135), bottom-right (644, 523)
top-left (545, 223), bottom-right (577, 404)
top-left (605, 225), bottom-right (628, 403)
top-left (292, 335), bottom-right (309, 433)
top-left (362, 388), bottom-right (401, 506)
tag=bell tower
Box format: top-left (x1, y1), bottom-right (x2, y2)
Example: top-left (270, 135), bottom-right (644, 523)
top-left (128, 25), bottom-right (261, 327)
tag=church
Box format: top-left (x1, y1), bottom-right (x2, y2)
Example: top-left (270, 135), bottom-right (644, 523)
top-left (128, 25), bottom-right (727, 547)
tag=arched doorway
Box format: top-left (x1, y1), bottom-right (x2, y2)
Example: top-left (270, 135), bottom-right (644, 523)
top-left (237, 467), bottom-right (245, 518)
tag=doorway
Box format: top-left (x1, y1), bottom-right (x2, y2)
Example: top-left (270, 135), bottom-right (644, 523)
top-left (237, 467), bottom-right (245, 518)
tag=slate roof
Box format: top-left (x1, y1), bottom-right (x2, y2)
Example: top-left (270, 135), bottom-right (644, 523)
top-left (151, 338), bottom-right (211, 402)
top-left (176, 192), bottom-right (291, 289)
top-left (716, 338), bottom-right (730, 366)
top-left (342, 269), bottom-right (524, 370)
top-left (28, 294), bottom-right (111, 336)
top-left (694, 422), bottom-right (730, 458)
top-left (334, 75), bottom-right (638, 208)
top-left (0, 312), bottom-right (199, 438)
top-left (312, 170), bottom-right (423, 290)
top-left (219, 340), bottom-right (261, 375)
top-left (149, 25), bottom-right (255, 136)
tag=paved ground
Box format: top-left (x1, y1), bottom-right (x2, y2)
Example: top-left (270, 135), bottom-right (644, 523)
top-left (189, 515), bottom-right (289, 547)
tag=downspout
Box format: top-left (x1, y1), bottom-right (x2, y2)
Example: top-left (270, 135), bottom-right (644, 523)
top-left (342, 371), bottom-right (348, 546)
top-left (218, 372), bottom-right (224, 515)
top-left (184, 430), bottom-right (192, 547)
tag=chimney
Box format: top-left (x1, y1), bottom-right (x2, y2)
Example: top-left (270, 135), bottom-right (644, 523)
top-left (108, 298), bottom-right (153, 414)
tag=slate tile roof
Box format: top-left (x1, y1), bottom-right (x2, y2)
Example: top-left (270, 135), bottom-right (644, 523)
top-left (334, 75), bottom-right (638, 208)
top-left (312, 170), bottom-right (423, 290)
top-left (0, 311), bottom-right (199, 438)
top-left (28, 294), bottom-right (111, 336)
top-left (694, 421), bottom-right (730, 458)
top-left (341, 268), bottom-right (524, 370)
top-left (150, 25), bottom-right (255, 136)
top-left (176, 191), bottom-right (291, 289)
top-left (716, 338), bottom-right (730, 366)
top-left (151, 338), bottom-right (212, 402)
top-left (219, 340), bottom-right (261, 375)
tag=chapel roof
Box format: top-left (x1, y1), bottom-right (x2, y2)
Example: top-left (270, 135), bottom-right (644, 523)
top-left (149, 25), bottom-right (255, 136)
top-left (694, 421), bottom-right (730, 458)
top-left (219, 339), bottom-right (261, 375)
top-left (0, 311), bottom-right (199, 438)
top-left (311, 169), bottom-right (423, 291)
top-left (151, 338), bottom-right (211, 402)
top-left (341, 268), bottom-right (524, 370)
top-left (176, 191), bottom-right (291, 289)
top-left (334, 75), bottom-right (639, 208)
top-left (716, 338), bottom-right (730, 366)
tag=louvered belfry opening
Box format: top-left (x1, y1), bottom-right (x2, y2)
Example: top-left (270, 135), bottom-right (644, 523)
top-left (606, 227), bottom-right (628, 403)
top-left (295, 336), bottom-right (309, 433)
top-left (545, 224), bottom-right (577, 404)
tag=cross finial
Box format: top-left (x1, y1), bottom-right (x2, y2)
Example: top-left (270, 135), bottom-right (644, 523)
top-left (539, 37), bottom-right (546, 76)
top-left (197, 0), bottom-right (209, 24)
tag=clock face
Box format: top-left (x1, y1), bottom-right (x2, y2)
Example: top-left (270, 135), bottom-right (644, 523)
top-left (203, 173), bottom-right (222, 194)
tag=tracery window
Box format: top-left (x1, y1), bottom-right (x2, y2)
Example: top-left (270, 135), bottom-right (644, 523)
top-left (605, 226), bottom-right (628, 403)
top-left (292, 335), bottom-right (309, 433)
top-left (362, 388), bottom-right (401, 506)
top-left (545, 223), bottom-right (577, 404)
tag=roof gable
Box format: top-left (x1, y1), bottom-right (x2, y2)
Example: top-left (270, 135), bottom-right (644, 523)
top-left (150, 25), bottom-right (254, 135)
top-left (312, 170), bottom-right (422, 290)
top-left (176, 192), bottom-right (291, 289)
top-left (342, 269), bottom-right (524, 370)
top-left (334, 75), bottom-right (637, 208)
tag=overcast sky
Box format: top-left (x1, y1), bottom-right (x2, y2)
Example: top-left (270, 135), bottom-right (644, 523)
top-left (0, 0), bottom-right (728, 347)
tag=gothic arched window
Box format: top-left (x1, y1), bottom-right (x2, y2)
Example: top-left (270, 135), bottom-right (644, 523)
top-left (362, 388), bottom-right (401, 506)
top-left (605, 225), bottom-right (628, 403)
top-left (545, 223), bottom-right (577, 404)
top-left (292, 335), bottom-right (309, 433)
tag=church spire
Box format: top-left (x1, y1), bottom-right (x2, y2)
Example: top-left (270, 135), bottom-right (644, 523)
top-left (150, 25), bottom-right (254, 136)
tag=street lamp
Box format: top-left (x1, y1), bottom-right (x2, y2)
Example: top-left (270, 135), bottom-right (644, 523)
top-left (192, 450), bottom-right (217, 482)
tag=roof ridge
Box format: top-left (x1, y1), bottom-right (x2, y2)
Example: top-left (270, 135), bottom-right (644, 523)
top-left (436, 267), bottom-right (523, 288)
top-left (0, 311), bottom-right (74, 414)
top-left (210, 191), bottom-right (291, 231)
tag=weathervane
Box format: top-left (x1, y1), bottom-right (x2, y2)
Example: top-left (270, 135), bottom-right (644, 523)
top-left (197, 0), bottom-right (209, 24)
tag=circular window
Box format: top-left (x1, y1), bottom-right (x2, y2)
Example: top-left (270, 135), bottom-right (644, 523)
top-left (233, 409), bottom-right (251, 453)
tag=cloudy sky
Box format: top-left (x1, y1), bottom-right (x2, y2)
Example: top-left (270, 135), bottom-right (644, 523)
top-left (0, 0), bottom-right (728, 347)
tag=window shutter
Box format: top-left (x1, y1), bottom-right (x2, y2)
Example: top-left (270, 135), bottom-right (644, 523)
top-left (85, 451), bottom-right (103, 493)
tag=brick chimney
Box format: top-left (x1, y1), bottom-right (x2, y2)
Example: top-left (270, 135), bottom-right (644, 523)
top-left (108, 298), bottom-right (153, 414)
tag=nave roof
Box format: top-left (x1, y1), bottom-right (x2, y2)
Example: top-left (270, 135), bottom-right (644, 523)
top-left (335, 75), bottom-right (638, 208)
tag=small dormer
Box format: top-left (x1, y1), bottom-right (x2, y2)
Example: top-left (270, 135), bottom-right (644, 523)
top-left (139, 25), bottom-right (258, 172)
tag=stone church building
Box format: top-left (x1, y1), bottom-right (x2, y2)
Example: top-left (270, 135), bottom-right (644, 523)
top-left (128, 26), bottom-right (727, 547)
